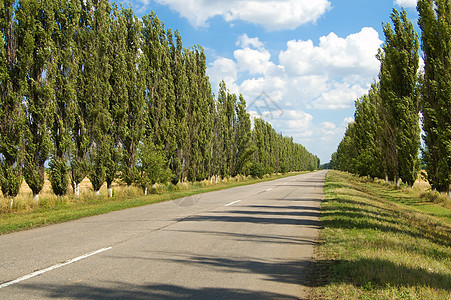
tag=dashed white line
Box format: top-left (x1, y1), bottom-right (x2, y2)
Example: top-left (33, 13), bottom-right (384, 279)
top-left (0, 246), bottom-right (112, 289)
top-left (225, 200), bottom-right (241, 207)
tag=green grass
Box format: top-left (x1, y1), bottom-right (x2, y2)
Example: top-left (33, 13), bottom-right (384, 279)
top-left (309, 171), bottom-right (451, 300)
top-left (0, 172), bottom-right (305, 235)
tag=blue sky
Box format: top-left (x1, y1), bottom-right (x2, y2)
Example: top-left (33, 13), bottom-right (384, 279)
top-left (121, 0), bottom-right (420, 163)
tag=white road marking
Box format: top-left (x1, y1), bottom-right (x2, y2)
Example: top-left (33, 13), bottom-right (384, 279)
top-left (266, 188), bottom-right (273, 192)
top-left (0, 247), bottom-right (112, 289)
top-left (225, 200), bottom-right (241, 207)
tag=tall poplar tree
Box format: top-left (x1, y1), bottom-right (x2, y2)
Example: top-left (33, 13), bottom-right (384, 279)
top-left (168, 29), bottom-right (189, 183)
top-left (378, 8), bottom-right (420, 186)
top-left (86, 0), bottom-right (113, 194)
top-left (233, 95), bottom-right (255, 176)
top-left (418, 0), bottom-right (451, 194)
top-left (17, 0), bottom-right (55, 201)
top-left (0, 0), bottom-right (23, 201)
top-left (120, 8), bottom-right (146, 185)
top-left (105, 3), bottom-right (128, 196)
top-left (49, 0), bottom-right (81, 196)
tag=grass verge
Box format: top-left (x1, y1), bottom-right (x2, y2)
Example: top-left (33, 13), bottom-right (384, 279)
top-left (309, 171), bottom-right (451, 300)
top-left (0, 172), bottom-right (305, 235)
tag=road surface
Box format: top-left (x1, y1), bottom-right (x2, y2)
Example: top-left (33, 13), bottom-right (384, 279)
top-left (0, 170), bottom-right (326, 299)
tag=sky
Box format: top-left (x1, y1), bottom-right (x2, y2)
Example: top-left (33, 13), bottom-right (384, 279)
top-left (121, 0), bottom-right (420, 163)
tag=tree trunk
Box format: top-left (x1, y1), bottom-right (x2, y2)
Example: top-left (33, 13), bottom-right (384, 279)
top-left (74, 182), bottom-right (80, 198)
top-left (95, 190), bottom-right (100, 196)
top-left (108, 188), bottom-right (113, 198)
top-left (144, 187), bottom-right (147, 196)
top-left (33, 193), bottom-right (39, 203)
top-left (9, 199), bottom-right (14, 210)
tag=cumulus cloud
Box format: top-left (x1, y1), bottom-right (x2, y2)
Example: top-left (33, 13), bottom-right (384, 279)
top-left (279, 27), bottom-right (382, 78)
top-left (208, 28), bottom-right (381, 110)
top-left (208, 57), bottom-right (239, 94)
top-left (311, 82), bottom-right (369, 109)
top-left (153, 0), bottom-right (331, 30)
top-left (394, 0), bottom-right (417, 8)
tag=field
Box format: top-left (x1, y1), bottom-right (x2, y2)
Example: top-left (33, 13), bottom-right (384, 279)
top-left (310, 171), bottom-right (451, 299)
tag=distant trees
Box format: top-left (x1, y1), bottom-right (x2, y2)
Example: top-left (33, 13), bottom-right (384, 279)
top-left (0, 0), bottom-right (318, 201)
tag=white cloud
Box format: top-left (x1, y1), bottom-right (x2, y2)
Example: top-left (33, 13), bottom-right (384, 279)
top-left (209, 28), bottom-right (381, 110)
top-left (153, 0), bottom-right (331, 30)
top-left (320, 122), bottom-right (341, 141)
top-left (279, 27), bottom-right (382, 78)
top-left (311, 82), bottom-right (369, 110)
top-left (208, 57), bottom-right (239, 94)
top-left (234, 47), bottom-right (275, 75)
top-left (236, 33), bottom-right (265, 50)
top-left (394, 0), bottom-right (417, 8)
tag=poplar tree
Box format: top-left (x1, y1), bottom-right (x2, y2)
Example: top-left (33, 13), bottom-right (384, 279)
top-left (17, 0), bottom-right (55, 202)
top-left (353, 84), bottom-right (385, 178)
top-left (418, 0), bottom-right (451, 194)
top-left (0, 0), bottom-right (23, 201)
top-left (215, 81), bottom-right (229, 177)
top-left (195, 47), bottom-right (214, 180)
top-left (86, 0), bottom-right (112, 195)
top-left (120, 8), bottom-right (146, 185)
top-left (49, 0), bottom-right (81, 196)
top-left (185, 47), bottom-right (213, 181)
top-left (233, 95), bottom-right (255, 176)
top-left (105, 3), bottom-right (128, 196)
top-left (69, 0), bottom-right (94, 197)
top-left (378, 8), bottom-right (420, 186)
top-left (168, 29), bottom-right (189, 183)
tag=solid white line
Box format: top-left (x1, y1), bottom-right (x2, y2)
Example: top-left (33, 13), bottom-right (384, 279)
top-left (0, 247), bottom-right (112, 289)
top-left (225, 200), bottom-right (241, 207)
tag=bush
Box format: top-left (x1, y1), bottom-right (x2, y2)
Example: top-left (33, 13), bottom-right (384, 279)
top-left (249, 163), bottom-right (265, 179)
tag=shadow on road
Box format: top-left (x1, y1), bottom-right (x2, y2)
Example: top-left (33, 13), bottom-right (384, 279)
top-left (166, 229), bottom-right (315, 246)
top-left (180, 214), bottom-right (321, 227)
top-left (19, 282), bottom-right (298, 299)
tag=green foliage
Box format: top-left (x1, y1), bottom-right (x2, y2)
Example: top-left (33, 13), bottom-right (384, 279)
top-left (137, 136), bottom-right (173, 192)
top-left (88, 146), bottom-right (107, 192)
top-left (379, 8), bottom-right (420, 186)
top-left (48, 158), bottom-right (69, 196)
top-left (418, 0), bottom-right (451, 194)
top-left (249, 162), bottom-right (265, 179)
top-left (0, 0), bottom-right (23, 199)
top-left (0, 165), bottom-right (22, 198)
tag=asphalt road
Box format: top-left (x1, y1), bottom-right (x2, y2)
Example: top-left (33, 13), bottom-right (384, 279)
top-left (0, 170), bottom-right (327, 299)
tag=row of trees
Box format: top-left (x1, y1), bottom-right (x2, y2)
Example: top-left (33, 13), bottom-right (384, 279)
top-left (332, 1), bottom-right (451, 196)
top-left (0, 0), bottom-right (319, 201)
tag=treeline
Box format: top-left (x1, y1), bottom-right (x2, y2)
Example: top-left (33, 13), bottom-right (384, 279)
top-left (0, 0), bottom-right (319, 200)
top-left (331, 1), bottom-right (451, 195)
